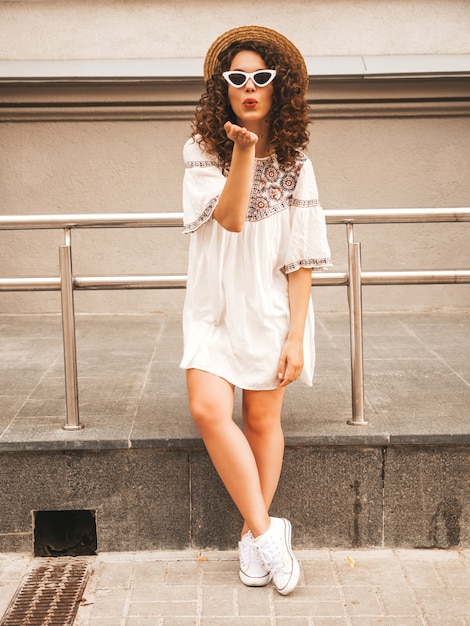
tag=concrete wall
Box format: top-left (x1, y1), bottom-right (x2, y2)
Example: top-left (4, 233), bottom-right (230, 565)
top-left (1, 0), bottom-right (469, 315)
top-left (1, 0), bottom-right (469, 58)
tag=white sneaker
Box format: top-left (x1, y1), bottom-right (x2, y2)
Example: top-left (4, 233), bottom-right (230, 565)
top-left (238, 531), bottom-right (272, 587)
top-left (254, 517), bottom-right (300, 595)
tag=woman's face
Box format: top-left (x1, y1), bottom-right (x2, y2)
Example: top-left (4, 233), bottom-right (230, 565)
top-left (226, 50), bottom-right (274, 128)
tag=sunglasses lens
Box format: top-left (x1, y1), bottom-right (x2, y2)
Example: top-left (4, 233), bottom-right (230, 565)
top-left (227, 72), bottom-right (247, 86)
top-left (254, 71), bottom-right (273, 86)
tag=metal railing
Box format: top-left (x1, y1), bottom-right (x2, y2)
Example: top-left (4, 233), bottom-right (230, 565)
top-left (1, 208), bottom-right (469, 429)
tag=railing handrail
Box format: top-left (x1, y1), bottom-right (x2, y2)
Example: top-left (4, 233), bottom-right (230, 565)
top-left (0, 207), bottom-right (469, 230)
top-left (1, 207), bottom-right (469, 430)
top-left (2, 271), bottom-right (470, 293)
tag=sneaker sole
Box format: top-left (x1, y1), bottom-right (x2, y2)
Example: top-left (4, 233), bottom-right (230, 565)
top-left (274, 519), bottom-right (300, 596)
top-left (239, 570), bottom-right (273, 587)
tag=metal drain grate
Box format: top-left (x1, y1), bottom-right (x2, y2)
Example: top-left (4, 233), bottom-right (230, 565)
top-left (0, 558), bottom-right (89, 626)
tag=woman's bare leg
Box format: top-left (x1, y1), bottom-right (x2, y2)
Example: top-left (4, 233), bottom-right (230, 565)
top-left (186, 369), bottom-right (270, 537)
top-left (240, 387), bottom-right (285, 536)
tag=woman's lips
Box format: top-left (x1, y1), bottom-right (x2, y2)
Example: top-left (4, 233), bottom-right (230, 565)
top-left (243, 99), bottom-right (258, 109)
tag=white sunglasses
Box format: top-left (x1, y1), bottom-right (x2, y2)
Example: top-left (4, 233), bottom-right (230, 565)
top-left (222, 69), bottom-right (277, 88)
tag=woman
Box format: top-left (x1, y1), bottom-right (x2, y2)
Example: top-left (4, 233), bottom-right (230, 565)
top-left (180, 26), bottom-right (331, 595)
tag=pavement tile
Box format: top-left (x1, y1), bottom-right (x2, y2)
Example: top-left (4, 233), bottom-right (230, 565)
top-left (236, 585), bottom-right (272, 616)
top-left (397, 560), bottom-right (443, 587)
top-left (2, 550), bottom-right (470, 624)
top-left (377, 583), bottom-right (420, 616)
top-left (0, 553), bottom-right (31, 618)
top-left (88, 588), bottom-right (127, 619)
top-left (0, 553), bottom-right (30, 581)
top-left (0, 582), bottom-right (18, 618)
top-left (87, 617), bottom-right (126, 626)
top-left (200, 555), bottom-right (240, 586)
top-left (289, 586), bottom-right (342, 602)
top-left (273, 619), bottom-right (311, 625)
top-left (201, 586), bottom-right (236, 616)
top-left (94, 560), bottom-right (133, 589)
top-left (396, 549), bottom-right (463, 562)
top-left (199, 617), bottom-right (272, 626)
top-left (433, 560), bottom-right (470, 587)
top-left (160, 615), bottom-right (200, 626)
top-left (341, 585), bottom-right (382, 616)
top-left (203, 570), bottom-right (240, 585)
top-left (330, 550), bottom-right (405, 586)
top-left (129, 600), bottom-right (199, 617)
top-left (165, 560), bottom-right (199, 585)
top-left (348, 615), bottom-right (422, 626)
top-left (132, 560), bottom-right (166, 586)
top-left (274, 598), bottom-right (346, 617)
top-left (413, 586), bottom-right (470, 617)
top-left (131, 585), bottom-right (198, 602)
top-left (301, 561), bottom-right (338, 586)
top-left (425, 618), bottom-right (468, 626)
top-left (141, 550), bottom-right (201, 561)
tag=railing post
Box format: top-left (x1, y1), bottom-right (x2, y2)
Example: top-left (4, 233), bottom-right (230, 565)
top-left (59, 229), bottom-right (83, 430)
top-left (347, 224), bottom-right (368, 425)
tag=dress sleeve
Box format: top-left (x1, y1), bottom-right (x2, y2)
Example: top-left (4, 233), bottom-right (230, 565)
top-left (182, 138), bottom-right (226, 233)
top-left (281, 156), bottom-right (332, 274)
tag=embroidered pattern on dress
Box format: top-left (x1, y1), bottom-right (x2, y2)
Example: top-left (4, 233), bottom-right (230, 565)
top-left (183, 151), bottom-right (323, 232)
top-left (291, 198), bottom-right (322, 209)
top-left (246, 153), bottom-right (307, 222)
top-left (283, 258), bottom-right (331, 274)
top-left (185, 159), bottom-right (220, 169)
top-left (183, 196), bottom-right (219, 233)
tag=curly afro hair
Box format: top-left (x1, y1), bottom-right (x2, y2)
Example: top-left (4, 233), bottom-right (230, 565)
top-left (192, 39), bottom-right (310, 173)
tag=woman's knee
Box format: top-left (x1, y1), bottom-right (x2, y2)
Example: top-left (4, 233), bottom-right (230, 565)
top-left (186, 370), bottom-right (234, 430)
top-left (243, 412), bottom-right (269, 436)
top-left (243, 405), bottom-right (281, 436)
top-left (242, 390), bottom-right (284, 434)
top-left (189, 395), bottom-right (222, 428)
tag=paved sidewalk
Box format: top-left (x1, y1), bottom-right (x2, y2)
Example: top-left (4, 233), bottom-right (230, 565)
top-left (2, 549), bottom-right (470, 625)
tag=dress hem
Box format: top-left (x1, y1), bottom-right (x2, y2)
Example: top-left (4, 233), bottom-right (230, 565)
top-left (179, 363), bottom-right (282, 391)
top-left (179, 363), bottom-right (313, 391)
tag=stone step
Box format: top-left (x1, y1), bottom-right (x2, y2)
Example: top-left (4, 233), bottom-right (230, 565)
top-left (1, 442), bottom-right (468, 553)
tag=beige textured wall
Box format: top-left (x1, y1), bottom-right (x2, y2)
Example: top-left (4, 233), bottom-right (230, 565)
top-left (310, 117), bottom-right (470, 312)
top-left (1, 114), bottom-right (469, 313)
top-left (0, 119), bottom-right (190, 314)
top-left (0, 0), bottom-right (469, 58)
top-left (1, 0), bottom-right (469, 314)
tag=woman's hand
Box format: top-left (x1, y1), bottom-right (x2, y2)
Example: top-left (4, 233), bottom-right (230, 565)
top-left (277, 338), bottom-right (304, 388)
top-left (224, 121), bottom-right (258, 149)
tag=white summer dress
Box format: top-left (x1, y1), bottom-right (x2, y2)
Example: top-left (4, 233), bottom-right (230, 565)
top-left (179, 137), bottom-right (331, 390)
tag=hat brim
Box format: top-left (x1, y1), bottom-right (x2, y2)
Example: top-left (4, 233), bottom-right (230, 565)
top-left (203, 25), bottom-right (309, 94)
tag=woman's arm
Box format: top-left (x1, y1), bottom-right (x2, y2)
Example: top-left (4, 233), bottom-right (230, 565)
top-left (277, 267), bottom-right (312, 387)
top-left (213, 122), bottom-right (257, 232)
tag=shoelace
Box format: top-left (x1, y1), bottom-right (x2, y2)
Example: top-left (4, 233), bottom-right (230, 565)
top-left (255, 540), bottom-right (286, 575)
top-left (239, 536), bottom-right (261, 569)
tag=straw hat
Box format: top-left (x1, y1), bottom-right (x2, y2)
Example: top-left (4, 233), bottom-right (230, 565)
top-left (203, 25), bottom-right (309, 94)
